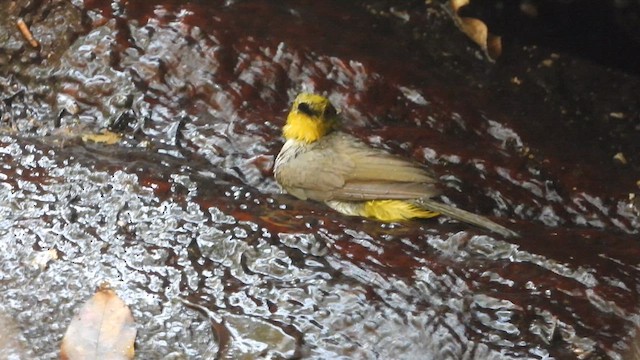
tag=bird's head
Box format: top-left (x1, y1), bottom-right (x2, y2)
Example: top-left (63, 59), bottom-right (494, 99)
top-left (283, 93), bottom-right (339, 143)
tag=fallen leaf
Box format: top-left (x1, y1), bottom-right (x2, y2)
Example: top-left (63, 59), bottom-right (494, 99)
top-left (613, 152), bottom-right (627, 165)
top-left (60, 285), bottom-right (136, 360)
top-left (81, 130), bottom-right (122, 145)
top-left (449, 0), bottom-right (502, 61)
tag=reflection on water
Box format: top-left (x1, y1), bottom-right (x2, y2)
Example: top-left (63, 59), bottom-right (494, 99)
top-left (0, 0), bottom-right (639, 358)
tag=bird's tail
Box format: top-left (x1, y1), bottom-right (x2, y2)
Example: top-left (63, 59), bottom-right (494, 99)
top-left (414, 198), bottom-right (518, 238)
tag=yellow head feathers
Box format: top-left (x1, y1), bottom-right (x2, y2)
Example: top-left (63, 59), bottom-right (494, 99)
top-left (283, 93), bottom-right (339, 143)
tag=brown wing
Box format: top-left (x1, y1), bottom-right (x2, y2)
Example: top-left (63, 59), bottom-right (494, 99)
top-left (276, 132), bottom-right (441, 201)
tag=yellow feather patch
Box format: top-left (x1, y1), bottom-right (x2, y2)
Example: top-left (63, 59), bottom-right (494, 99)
top-left (283, 93), bottom-right (337, 143)
top-left (361, 200), bottom-right (439, 222)
top-left (282, 112), bottom-right (326, 143)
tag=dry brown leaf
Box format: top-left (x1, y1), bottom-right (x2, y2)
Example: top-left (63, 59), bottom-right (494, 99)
top-left (60, 286), bottom-right (136, 360)
top-left (449, 0), bottom-right (502, 61)
top-left (81, 130), bottom-right (122, 145)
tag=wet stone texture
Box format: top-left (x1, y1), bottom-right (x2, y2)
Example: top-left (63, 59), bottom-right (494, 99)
top-left (0, 0), bottom-right (639, 359)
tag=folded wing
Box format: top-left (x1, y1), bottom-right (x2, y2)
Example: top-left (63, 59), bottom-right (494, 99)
top-left (276, 132), bottom-right (441, 201)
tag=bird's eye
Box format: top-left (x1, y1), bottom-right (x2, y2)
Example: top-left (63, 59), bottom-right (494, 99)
top-left (297, 102), bottom-right (314, 116)
top-left (323, 104), bottom-right (337, 118)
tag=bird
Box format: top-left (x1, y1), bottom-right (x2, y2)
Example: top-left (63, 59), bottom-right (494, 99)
top-left (274, 93), bottom-right (518, 238)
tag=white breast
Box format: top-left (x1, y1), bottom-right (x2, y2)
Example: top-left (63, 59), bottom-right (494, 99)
top-left (274, 139), bottom-right (306, 179)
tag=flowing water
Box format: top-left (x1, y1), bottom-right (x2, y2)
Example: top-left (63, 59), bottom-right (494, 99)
top-left (0, 0), bottom-right (639, 358)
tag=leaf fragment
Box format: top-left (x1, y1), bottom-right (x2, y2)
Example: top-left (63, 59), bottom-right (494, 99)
top-left (449, 0), bottom-right (502, 61)
top-left (81, 130), bottom-right (122, 145)
top-left (60, 286), bottom-right (136, 360)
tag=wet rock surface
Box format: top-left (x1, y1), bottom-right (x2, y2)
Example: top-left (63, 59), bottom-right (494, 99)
top-left (0, 0), bottom-right (639, 358)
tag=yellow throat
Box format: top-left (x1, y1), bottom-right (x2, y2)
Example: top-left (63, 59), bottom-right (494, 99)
top-left (283, 93), bottom-right (338, 143)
